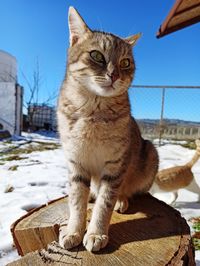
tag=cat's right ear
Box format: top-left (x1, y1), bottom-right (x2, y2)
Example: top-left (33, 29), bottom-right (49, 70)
top-left (124, 33), bottom-right (142, 46)
top-left (68, 6), bottom-right (91, 47)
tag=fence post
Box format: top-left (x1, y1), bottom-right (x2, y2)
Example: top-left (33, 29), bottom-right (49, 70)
top-left (159, 88), bottom-right (166, 146)
top-left (198, 128), bottom-right (200, 138)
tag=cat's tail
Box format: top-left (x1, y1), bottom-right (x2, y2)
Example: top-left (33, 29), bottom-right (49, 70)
top-left (186, 139), bottom-right (200, 168)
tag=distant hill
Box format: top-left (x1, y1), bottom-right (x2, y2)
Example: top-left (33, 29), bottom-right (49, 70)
top-left (136, 118), bottom-right (200, 127)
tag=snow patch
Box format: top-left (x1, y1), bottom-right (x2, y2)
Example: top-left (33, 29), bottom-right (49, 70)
top-left (0, 132), bottom-right (200, 264)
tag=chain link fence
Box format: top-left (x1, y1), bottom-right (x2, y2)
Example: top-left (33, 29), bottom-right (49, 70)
top-left (129, 85), bottom-right (200, 144)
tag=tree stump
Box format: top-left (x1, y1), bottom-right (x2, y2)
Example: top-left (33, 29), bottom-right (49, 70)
top-left (9, 194), bottom-right (195, 265)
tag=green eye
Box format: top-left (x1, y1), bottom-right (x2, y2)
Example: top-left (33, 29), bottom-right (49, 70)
top-left (90, 50), bottom-right (105, 63)
top-left (120, 58), bottom-right (130, 68)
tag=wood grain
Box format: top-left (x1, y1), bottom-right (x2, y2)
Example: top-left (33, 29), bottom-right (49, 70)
top-left (10, 194), bottom-right (195, 265)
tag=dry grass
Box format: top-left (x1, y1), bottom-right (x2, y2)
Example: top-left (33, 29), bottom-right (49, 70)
top-left (0, 142), bottom-right (60, 161)
top-left (181, 141), bottom-right (196, 150)
top-left (189, 217), bottom-right (200, 250)
top-left (0, 141), bottom-right (60, 169)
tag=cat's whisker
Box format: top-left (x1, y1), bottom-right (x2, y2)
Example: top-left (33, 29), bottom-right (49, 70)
top-left (97, 17), bottom-right (104, 32)
top-left (94, 76), bottom-right (107, 80)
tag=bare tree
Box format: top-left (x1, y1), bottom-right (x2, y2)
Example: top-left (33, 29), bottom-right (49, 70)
top-left (21, 59), bottom-right (57, 131)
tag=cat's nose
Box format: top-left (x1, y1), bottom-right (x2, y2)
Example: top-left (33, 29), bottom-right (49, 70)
top-left (107, 72), bottom-right (119, 83)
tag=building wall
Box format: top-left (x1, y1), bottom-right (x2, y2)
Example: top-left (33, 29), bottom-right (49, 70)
top-left (0, 82), bottom-right (23, 135)
top-left (0, 50), bottom-right (17, 82)
top-left (15, 84), bottom-right (23, 134)
top-left (0, 50), bottom-right (23, 136)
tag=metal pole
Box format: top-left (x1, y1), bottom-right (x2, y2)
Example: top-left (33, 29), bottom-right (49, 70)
top-left (159, 88), bottom-right (166, 146)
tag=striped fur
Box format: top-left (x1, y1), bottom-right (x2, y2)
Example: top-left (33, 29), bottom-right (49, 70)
top-left (150, 139), bottom-right (200, 205)
top-left (57, 7), bottom-right (158, 252)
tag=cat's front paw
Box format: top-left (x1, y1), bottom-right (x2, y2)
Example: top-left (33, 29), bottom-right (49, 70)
top-left (59, 231), bottom-right (82, 250)
top-left (114, 197), bottom-right (129, 213)
top-left (83, 233), bottom-right (108, 252)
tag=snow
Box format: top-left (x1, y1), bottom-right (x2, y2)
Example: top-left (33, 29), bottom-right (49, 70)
top-left (0, 132), bottom-right (200, 265)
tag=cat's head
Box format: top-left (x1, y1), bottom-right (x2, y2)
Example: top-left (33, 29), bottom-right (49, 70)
top-left (67, 7), bottom-right (141, 97)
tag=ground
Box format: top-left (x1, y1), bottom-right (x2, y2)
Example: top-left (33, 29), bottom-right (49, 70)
top-left (0, 132), bottom-right (200, 265)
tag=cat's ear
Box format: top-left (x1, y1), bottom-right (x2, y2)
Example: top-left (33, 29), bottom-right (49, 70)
top-left (68, 6), bottom-right (91, 47)
top-left (124, 33), bottom-right (142, 46)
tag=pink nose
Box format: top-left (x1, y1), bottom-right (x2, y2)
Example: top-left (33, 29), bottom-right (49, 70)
top-left (107, 72), bottom-right (119, 83)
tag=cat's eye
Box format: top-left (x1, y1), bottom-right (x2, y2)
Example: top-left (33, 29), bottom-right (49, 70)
top-left (90, 50), bottom-right (105, 64)
top-left (120, 58), bottom-right (130, 69)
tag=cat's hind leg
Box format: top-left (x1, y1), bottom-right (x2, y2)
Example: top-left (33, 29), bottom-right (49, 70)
top-left (170, 191), bottom-right (178, 206)
top-left (114, 195), bottom-right (129, 213)
top-left (185, 178), bottom-right (200, 202)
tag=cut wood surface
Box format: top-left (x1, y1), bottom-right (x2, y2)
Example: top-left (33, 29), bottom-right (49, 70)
top-left (10, 194), bottom-right (195, 266)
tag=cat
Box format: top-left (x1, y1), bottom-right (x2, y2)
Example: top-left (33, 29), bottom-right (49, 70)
top-left (150, 139), bottom-right (200, 205)
top-left (57, 6), bottom-right (158, 252)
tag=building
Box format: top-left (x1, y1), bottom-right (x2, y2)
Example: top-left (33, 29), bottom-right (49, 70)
top-left (0, 50), bottom-right (23, 135)
top-left (28, 104), bottom-right (56, 131)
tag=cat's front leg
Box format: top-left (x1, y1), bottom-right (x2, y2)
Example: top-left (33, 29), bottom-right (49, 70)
top-left (59, 173), bottom-right (90, 249)
top-left (83, 175), bottom-right (121, 252)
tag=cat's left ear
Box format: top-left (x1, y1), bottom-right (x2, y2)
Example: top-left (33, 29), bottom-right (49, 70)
top-left (124, 33), bottom-right (142, 46)
top-left (68, 6), bottom-right (91, 47)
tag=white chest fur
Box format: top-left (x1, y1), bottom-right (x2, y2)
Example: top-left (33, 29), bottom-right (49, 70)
top-left (62, 116), bottom-right (129, 176)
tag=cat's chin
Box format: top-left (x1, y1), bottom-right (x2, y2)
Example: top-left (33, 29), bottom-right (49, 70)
top-left (89, 84), bottom-right (122, 97)
top-left (94, 88), bottom-right (117, 97)
top-left (102, 85), bottom-right (114, 91)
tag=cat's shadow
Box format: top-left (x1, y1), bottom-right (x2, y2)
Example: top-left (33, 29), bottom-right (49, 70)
top-left (175, 201), bottom-right (200, 209)
top-left (73, 194), bottom-right (190, 254)
top-left (103, 210), bottom-right (187, 254)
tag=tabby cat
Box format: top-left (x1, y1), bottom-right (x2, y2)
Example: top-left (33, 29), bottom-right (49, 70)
top-left (57, 6), bottom-right (158, 252)
top-left (150, 139), bottom-right (200, 205)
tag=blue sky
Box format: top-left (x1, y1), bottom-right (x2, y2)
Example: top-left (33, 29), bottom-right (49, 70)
top-left (0, 0), bottom-right (200, 121)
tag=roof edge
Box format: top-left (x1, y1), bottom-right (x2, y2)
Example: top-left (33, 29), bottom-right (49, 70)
top-left (157, 0), bottom-right (183, 38)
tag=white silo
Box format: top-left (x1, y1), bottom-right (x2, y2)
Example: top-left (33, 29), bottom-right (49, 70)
top-left (0, 50), bottom-right (23, 136)
top-left (0, 50), bottom-right (17, 82)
